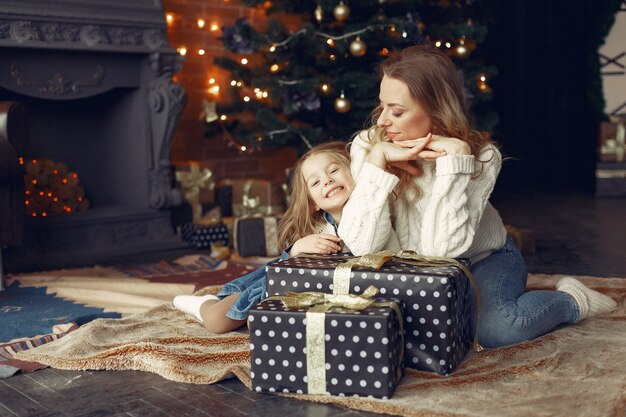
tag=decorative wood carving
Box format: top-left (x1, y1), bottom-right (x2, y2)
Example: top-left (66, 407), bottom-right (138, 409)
top-left (148, 52), bottom-right (187, 209)
top-left (10, 64), bottom-right (104, 95)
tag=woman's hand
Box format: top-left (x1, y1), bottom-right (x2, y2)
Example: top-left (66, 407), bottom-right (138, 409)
top-left (394, 134), bottom-right (470, 158)
top-left (291, 234), bottom-right (342, 256)
top-left (366, 133), bottom-right (442, 176)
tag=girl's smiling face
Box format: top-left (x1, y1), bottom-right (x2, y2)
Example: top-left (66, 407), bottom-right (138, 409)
top-left (376, 75), bottom-right (433, 142)
top-left (301, 152), bottom-right (354, 220)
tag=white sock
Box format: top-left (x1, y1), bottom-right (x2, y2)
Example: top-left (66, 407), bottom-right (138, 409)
top-left (556, 277), bottom-right (617, 321)
top-left (172, 294), bottom-right (219, 321)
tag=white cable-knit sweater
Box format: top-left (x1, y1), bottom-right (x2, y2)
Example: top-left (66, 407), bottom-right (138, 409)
top-left (338, 131), bottom-right (507, 263)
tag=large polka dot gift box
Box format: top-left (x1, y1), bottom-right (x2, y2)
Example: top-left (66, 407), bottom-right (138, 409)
top-left (249, 298), bottom-right (404, 398)
top-left (265, 254), bottom-right (472, 375)
top-left (180, 222), bottom-right (229, 249)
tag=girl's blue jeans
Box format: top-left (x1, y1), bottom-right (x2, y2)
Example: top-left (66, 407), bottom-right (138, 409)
top-left (469, 237), bottom-right (579, 348)
top-left (217, 252), bottom-right (289, 320)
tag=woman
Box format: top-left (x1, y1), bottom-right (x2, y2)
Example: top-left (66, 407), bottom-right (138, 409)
top-left (338, 45), bottom-right (616, 348)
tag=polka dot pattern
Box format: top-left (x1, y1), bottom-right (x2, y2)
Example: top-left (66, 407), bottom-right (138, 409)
top-left (249, 299), bottom-right (403, 398)
top-left (265, 255), bottom-right (472, 375)
top-left (180, 223), bottom-right (228, 249)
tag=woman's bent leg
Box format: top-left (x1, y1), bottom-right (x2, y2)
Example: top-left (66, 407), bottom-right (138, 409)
top-left (469, 238), bottom-right (579, 348)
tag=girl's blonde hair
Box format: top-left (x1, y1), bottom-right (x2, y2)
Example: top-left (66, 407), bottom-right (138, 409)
top-left (277, 141), bottom-right (351, 250)
top-left (363, 45), bottom-right (493, 200)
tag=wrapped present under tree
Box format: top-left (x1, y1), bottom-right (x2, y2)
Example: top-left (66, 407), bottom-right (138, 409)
top-left (217, 178), bottom-right (285, 217)
top-left (175, 164), bottom-right (215, 222)
top-left (234, 216), bottom-right (281, 257)
top-left (180, 221), bottom-right (229, 250)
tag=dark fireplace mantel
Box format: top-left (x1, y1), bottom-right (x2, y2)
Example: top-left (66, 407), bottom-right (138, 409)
top-left (0, 0), bottom-right (188, 272)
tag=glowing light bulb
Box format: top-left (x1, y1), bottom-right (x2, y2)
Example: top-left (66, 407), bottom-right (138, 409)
top-left (198, 49), bottom-right (205, 55)
top-left (197, 19), bottom-right (205, 28)
top-left (220, 115), bottom-right (227, 121)
top-left (209, 77), bottom-right (216, 84)
top-left (327, 38), bottom-right (335, 46)
top-left (270, 64), bottom-right (279, 72)
top-left (231, 80), bottom-right (237, 86)
top-left (178, 47), bottom-right (187, 56)
top-left (241, 58), bottom-right (248, 65)
top-left (209, 85), bottom-right (220, 95)
top-left (321, 84), bottom-right (330, 92)
top-left (243, 96), bottom-right (251, 102)
top-left (270, 44), bottom-right (276, 52)
top-left (240, 145), bottom-right (247, 151)
top-left (166, 14), bottom-right (174, 25)
top-left (210, 23), bottom-right (219, 32)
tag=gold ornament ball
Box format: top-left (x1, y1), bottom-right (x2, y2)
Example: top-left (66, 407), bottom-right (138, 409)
top-left (334, 96), bottom-right (351, 113)
top-left (349, 38), bottom-right (367, 57)
top-left (333, 2), bottom-right (350, 22)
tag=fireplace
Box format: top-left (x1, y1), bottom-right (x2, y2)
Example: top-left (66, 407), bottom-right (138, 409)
top-left (0, 0), bottom-right (187, 272)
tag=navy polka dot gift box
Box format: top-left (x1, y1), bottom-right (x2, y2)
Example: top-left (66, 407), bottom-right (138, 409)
top-left (265, 254), bottom-right (473, 375)
top-left (180, 222), bottom-right (229, 249)
top-left (249, 297), bottom-right (404, 398)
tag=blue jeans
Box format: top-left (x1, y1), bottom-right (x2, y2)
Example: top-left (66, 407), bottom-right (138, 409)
top-left (468, 237), bottom-right (579, 348)
top-left (217, 252), bottom-right (289, 320)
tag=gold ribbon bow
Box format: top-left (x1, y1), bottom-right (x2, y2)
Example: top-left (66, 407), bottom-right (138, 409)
top-left (175, 165), bottom-right (215, 222)
top-left (266, 285), bottom-right (403, 395)
top-left (302, 250), bottom-right (484, 352)
top-left (242, 181), bottom-right (261, 215)
top-left (265, 284), bottom-right (380, 312)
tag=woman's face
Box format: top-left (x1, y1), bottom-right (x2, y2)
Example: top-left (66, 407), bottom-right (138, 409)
top-left (377, 75), bottom-right (433, 142)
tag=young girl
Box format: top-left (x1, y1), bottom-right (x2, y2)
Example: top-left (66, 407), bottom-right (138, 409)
top-left (338, 44), bottom-right (617, 348)
top-left (172, 141), bottom-right (400, 333)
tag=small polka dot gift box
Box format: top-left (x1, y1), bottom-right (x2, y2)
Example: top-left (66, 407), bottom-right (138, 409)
top-left (180, 222), bottom-right (229, 249)
top-left (249, 288), bottom-right (404, 399)
top-left (265, 252), bottom-right (475, 375)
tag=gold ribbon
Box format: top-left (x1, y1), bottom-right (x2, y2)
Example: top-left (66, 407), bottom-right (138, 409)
top-left (301, 250), bottom-right (484, 352)
top-left (175, 165), bottom-right (215, 222)
top-left (266, 285), bottom-right (403, 395)
top-left (232, 204), bottom-right (283, 217)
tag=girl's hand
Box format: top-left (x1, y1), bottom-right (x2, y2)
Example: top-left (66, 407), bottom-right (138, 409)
top-left (394, 134), bottom-right (470, 158)
top-left (291, 234), bottom-right (342, 256)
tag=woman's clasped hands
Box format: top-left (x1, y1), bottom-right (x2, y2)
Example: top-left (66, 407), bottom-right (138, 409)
top-left (366, 133), bottom-right (470, 176)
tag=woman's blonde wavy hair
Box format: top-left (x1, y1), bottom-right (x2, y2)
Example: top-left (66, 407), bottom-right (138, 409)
top-left (277, 141), bottom-right (351, 250)
top-left (363, 44), bottom-right (493, 201)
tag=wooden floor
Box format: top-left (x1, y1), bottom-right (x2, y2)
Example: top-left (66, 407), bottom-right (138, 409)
top-left (1, 193), bottom-right (625, 417)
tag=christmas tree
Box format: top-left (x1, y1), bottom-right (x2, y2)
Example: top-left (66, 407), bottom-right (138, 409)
top-left (208, 0), bottom-right (496, 155)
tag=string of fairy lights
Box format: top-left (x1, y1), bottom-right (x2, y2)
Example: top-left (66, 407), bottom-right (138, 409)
top-left (166, 1), bottom-right (491, 153)
top-left (21, 157), bottom-right (90, 217)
